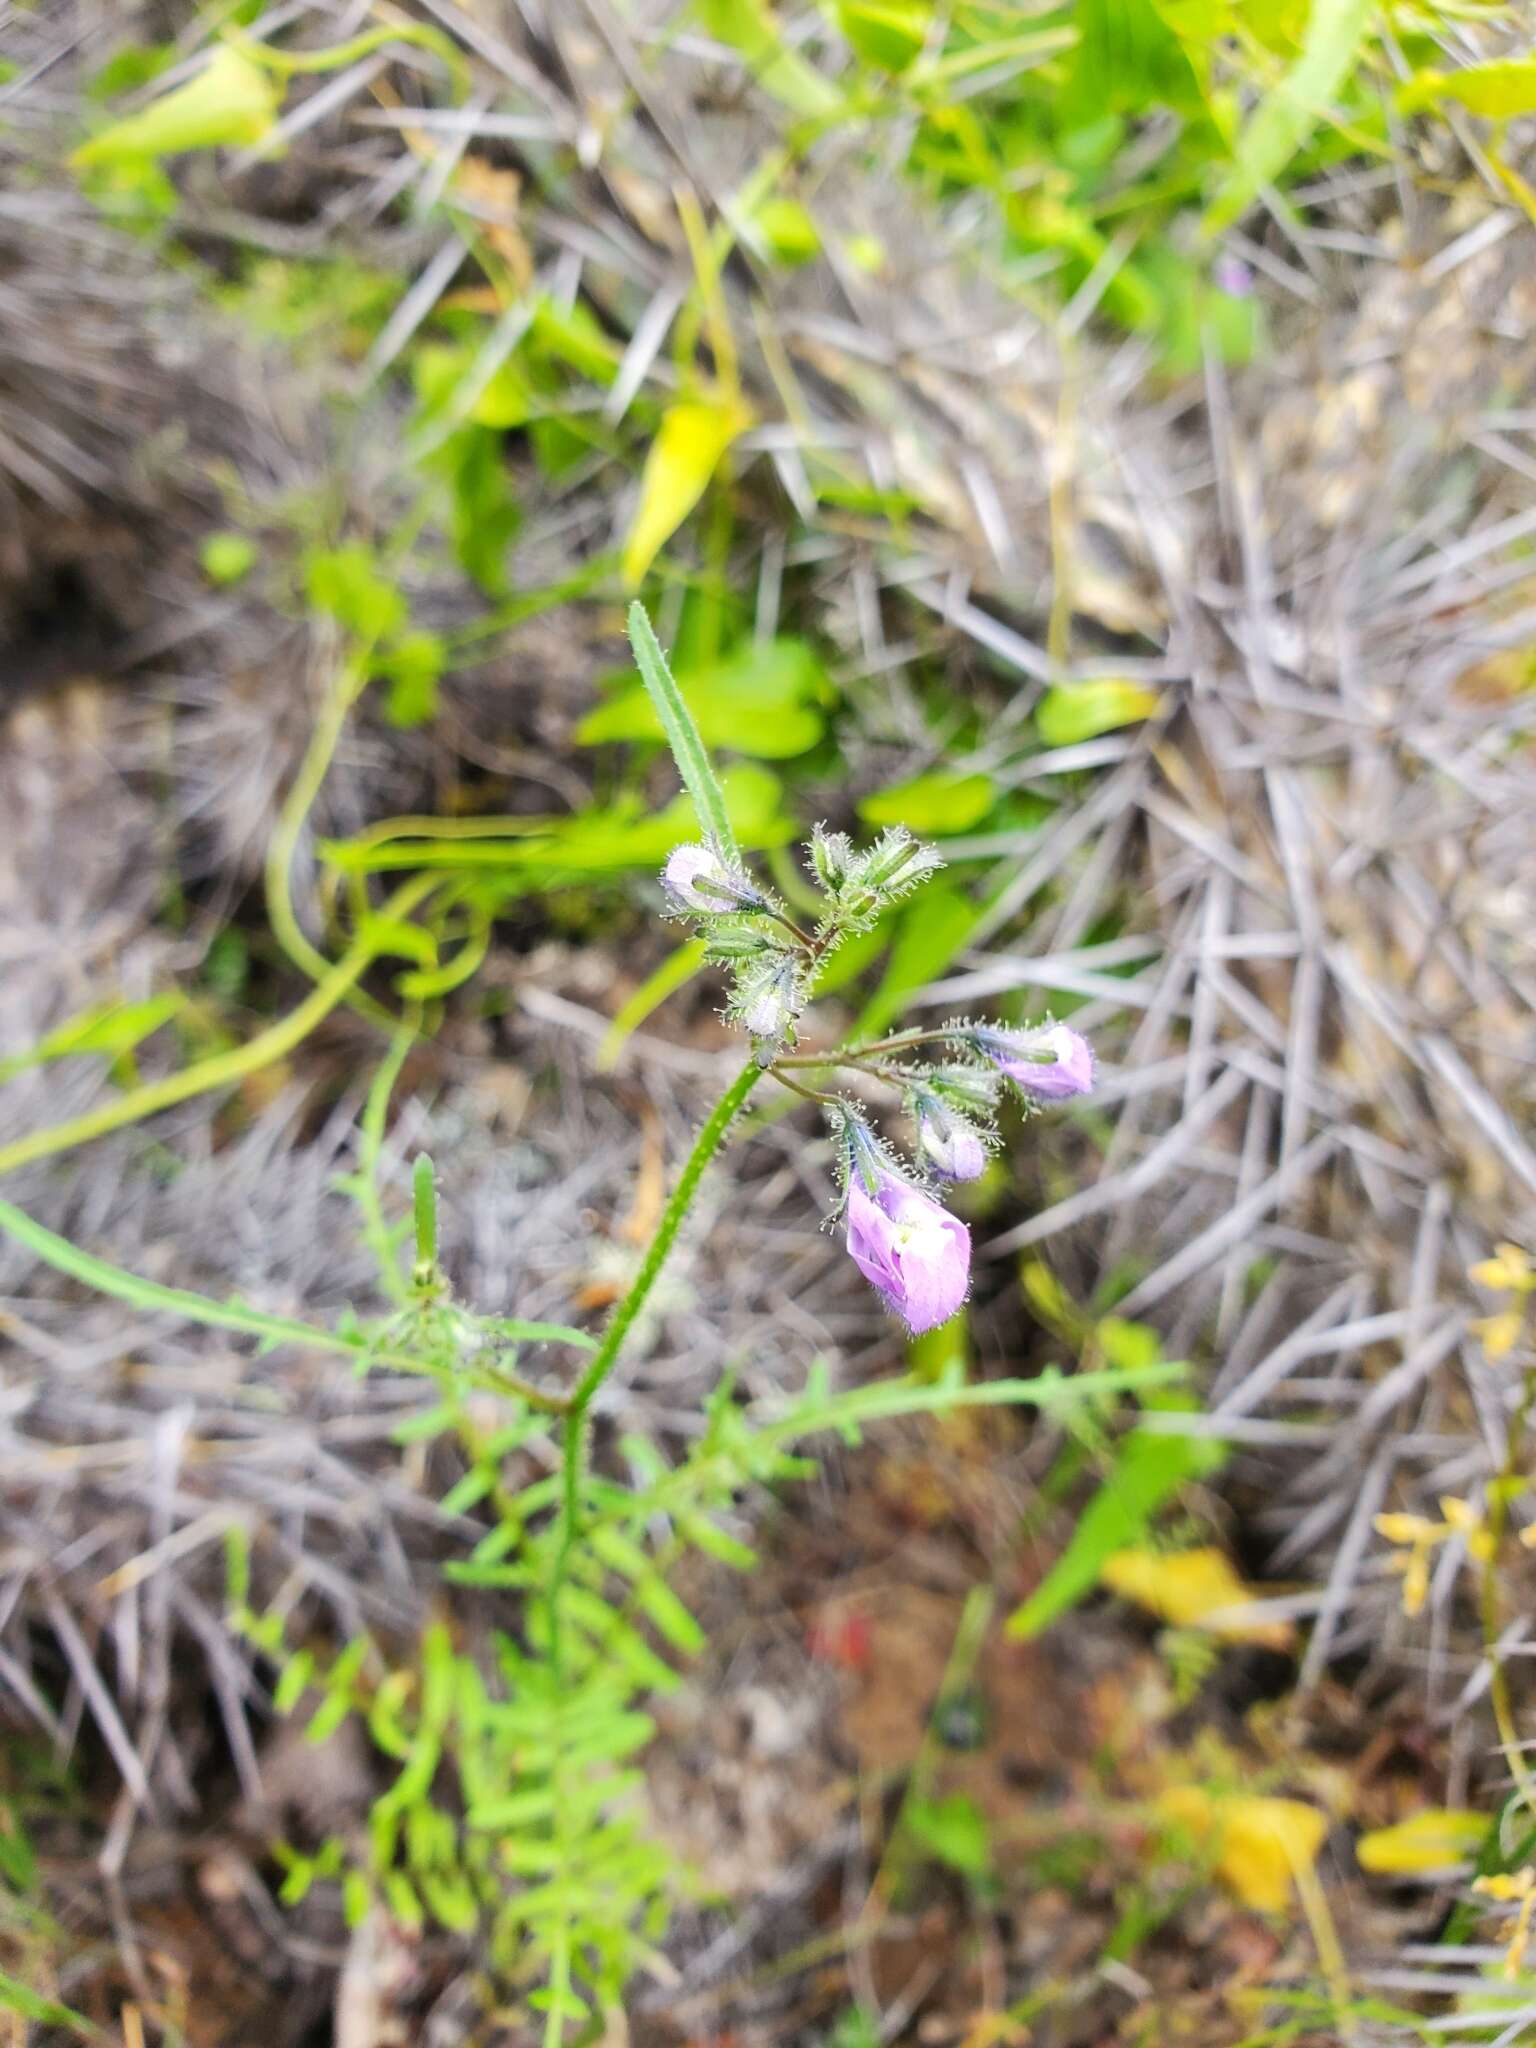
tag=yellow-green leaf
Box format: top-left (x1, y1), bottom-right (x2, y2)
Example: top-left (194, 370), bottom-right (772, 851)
top-left (1035, 677), bottom-right (1159, 747)
top-left (698, 0), bottom-right (845, 116)
top-left (1399, 60), bottom-right (1536, 120)
top-left (1159, 1785), bottom-right (1328, 1912)
top-left (1357, 1810), bottom-right (1488, 1877)
top-left (837, 0), bottom-right (931, 72)
top-left (1204, 0), bottom-right (1372, 232)
top-left (1102, 1545), bottom-right (1294, 1648)
top-left (859, 771), bottom-right (995, 835)
top-left (72, 46), bottom-right (281, 167)
top-left (621, 398), bottom-right (753, 590)
top-left (752, 195), bottom-right (822, 266)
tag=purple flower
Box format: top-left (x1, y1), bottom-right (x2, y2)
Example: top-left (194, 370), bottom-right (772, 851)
top-left (977, 1023), bottom-right (1094, 1100)
top-left (846, 1172), bottom-right (971, 1333)
top-left (914, 1095), bottom-right (987, 1182)
top-left (661, 844), bottom-right (758, 914)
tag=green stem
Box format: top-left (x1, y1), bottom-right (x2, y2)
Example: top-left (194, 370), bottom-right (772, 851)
top-left (1481, 1359), bottom-right (1536, 1820)
top-left (774, 1026), bottom-right (953, 1069)
top-left (355, 1018), bottom-right (419, 1306)
top-left (265, 653), bottom-right (397, 1027)
top-left (0, 876), bottom-right (436, 1184)
top-left (548, 1058), bottom-right (762, 1660)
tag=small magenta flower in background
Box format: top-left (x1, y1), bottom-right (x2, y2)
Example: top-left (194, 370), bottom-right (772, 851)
top-left (977, 1022), bottom-right (1094, 1100)
top-left (912, 1092), bottom-right (986, 1182)
top-left (845, 1168), bottom-right (971, 1333)
top-left (661, 844), bottom-right (760, 914)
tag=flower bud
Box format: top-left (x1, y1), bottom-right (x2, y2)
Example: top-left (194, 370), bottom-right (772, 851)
top-left (911, 1092), bottom-right (987, 1182)
top-left (974, 1022), bottom-right (1094, 1100)
top-left (808, 825), bottom-right (853, 891)
top-left (857, 826), bottom-right (943, 894)
top-left (732, 954), bottom-right (800, 1049)
top-left (661, 843), bottom-right (762, 914)
top-left (702, 920), bottom-right (775, 961)
top-left (925, 1062), bottom-right (1001, 1115)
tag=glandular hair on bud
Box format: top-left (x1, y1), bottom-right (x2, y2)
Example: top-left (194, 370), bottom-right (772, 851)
top-left (858, 827), bottom-right (942, 893)
top-left (809, 826), bottom-right (854, 891)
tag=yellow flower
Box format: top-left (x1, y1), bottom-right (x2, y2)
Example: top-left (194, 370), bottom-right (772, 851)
top-left (1519, 1521), bottom-right (1536, 1550)
top-left (1475, 1868), bottom-right (1536, 1979)
top-left (1473, 1310), bottom-right (1524, 1361)
top-left (1439, 1495), bottom-right (1497, 1562)
top-left (1375, 1498), bottom-right (1493, 1616)
top-left (1470, 1244), bottom-right (1533, 1293)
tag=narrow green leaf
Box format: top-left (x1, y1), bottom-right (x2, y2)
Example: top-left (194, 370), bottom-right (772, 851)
top-left (626, 603), bottom-right (739, 865)
top-left (1204, 0), bottom-right (1373, 231)
top-left (598, 939), bottom-right (708, 1072)
top-left (72, 45), bottom-right (280, 167)
top-left (1006, 1420), bottom-right (1227, 1640)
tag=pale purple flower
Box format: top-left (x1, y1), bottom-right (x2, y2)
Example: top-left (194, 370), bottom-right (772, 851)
top-left (661, 844), bottom-right (758, 914)
top-left (737, 956), bottom-right (798, 1043)
top-left (846, 1172), bottom-right (971, 1333)
top-left (913, 1095), bottom-right (986, 1182)
top-left (976, 1022), bottom-right (1094, 1100)
top-left (1214, 254), bottom-right (1254, 298)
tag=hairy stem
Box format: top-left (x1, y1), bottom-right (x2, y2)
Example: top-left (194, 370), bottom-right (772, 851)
top-left (548, 1058), bottom-right (762, 1661)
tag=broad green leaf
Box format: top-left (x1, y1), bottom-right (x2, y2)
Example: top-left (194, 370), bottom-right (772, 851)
top-left (855, 883), bottom-right (981, 1036)
top-left (698, 0), bottom-right (844, 115)
top-left (412, 341), bottom-right (532, 430)
top-left (1035, 677), bottom-right (1159, 747)
top-left (837, 0), bottom-right (930, 71)
top-left (436, 428), bottom-right (521, 595)
top-left (580, 637), bottom-right (831, 758)
top-left (905, 1794), bottom-right (991, 1876)
top-left (1204, 0), bottom-right (1373, 231)
top-left (627, 604), bottom-right (740, 863)
top-left (1398, 60), bottom-right (1536, 119)
top-left (376, 632), bottom-right (446, 729)
top-left (73, 45), bottom-right (281, 167)
top-left (1006, 1415), bottom-right (1226, 1639)
top-left (1064, 0), bottom-right (1207, 117)
top-left (858, 771), bottom-right (995, 836)
top-left (303, 543), bottom-right (406, 642)
top-left (752, 195), bottom-right (822, 265)
top-left (621, 397), bottom-right (753, 589)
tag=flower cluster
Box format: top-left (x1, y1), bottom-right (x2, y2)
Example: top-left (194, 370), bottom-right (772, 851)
top-left (659, 824), bottom-right (1097, 1334)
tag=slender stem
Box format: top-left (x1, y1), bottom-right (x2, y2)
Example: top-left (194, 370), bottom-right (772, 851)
top-left (774, 1027), bottom-right (954, 1069)
top-left (265, 653), bottom-right (397, 1028)
top-left (0, 875), bottom-right (437, 1184)
top-left (764, 907), bottom-right (817, 951)
top-left (356, 1019), bottom-right (419, 1306)
top-left (1481, 1358), bottom-right (1536, 1819)
top-left (548, 1058), bottom-right (762, 1662)
top-left (413, 1154), bottom-right (439, 1279)
top-left (771, 1069), bottom-right (837, 1107)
